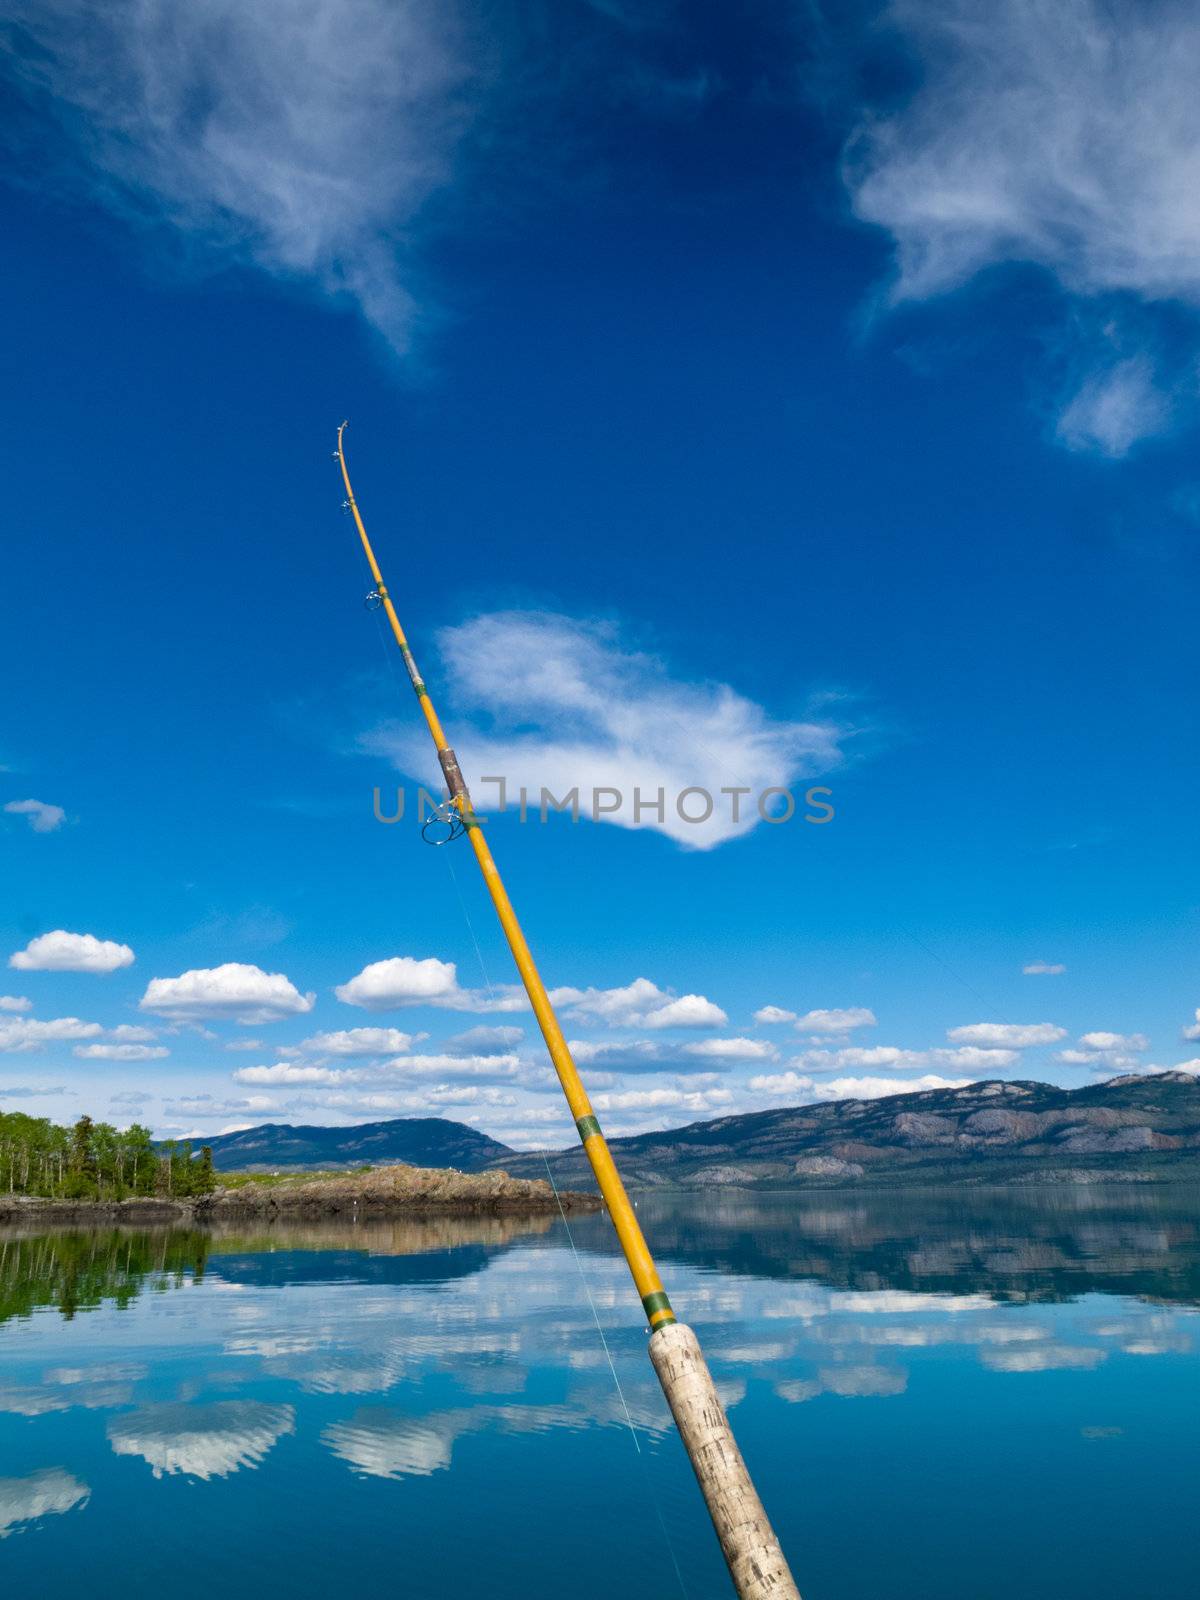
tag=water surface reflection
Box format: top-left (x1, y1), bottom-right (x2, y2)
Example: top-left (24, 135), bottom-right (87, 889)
top-left (1, 1189), bottom-right (1196, 1598)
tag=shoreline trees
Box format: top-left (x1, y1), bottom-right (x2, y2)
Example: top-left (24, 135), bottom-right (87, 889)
top-left (0, 1111), bottom-right (216, 1200)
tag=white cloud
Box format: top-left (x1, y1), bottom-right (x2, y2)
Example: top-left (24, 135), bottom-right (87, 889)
top-left (1184, 1010), bottom-right (1200, 1043)
top-left (3, 0), bottom-right (473, 355)
top-left (744, 1069), bottom-right (814, 1097)
top-left (1022, 962), bottom-right (1065, 976)
top-left (333, 955), bottom-right (523, 1014)
top-left (550, 977), bottom-right (727, 1030)
top-left (10, 930), bottom-right (134, 973)
top-left (366, 612), bottom-right (845, 849)
top-left (679, 1037), bottom-right (777, 1062)
top-left (336, 955), bottom-right (458, 1009)
top-left (845, 0), bottom-right (1200, 452)
top-left (793, 1007), bottom-right (877, 1037)
top-left (592, 1087), bottom-right (733, 1114)
top-left (753, 1005), bottom-right (796, 1024)
top-left (797, 1044), bottom-right (1015, 1073)
top-left (3, 797), bottom-right (65, 832)
top-left (299, 1027), bottom-right (420, 1056)
top-left (379, 1052), bottom-right (522, 1081)
top-left (1078, 1031), bottom-right (1149, 1052)
top-left (749, 1071), bottom-right (972, 1101)
top-left (234, 1051), bottom-right (521, 1087)
top-left (0, 1016), bottom-right (103, 1052)
top-left (74, 1043), bottom-right (169, 1061)
top-left (1057, 1029), bottom-right (1151, 1072)
top-left (140, 963), bottom-right (314, 1023)
top-left (234, 1063), bottom-right (347, 1086)
top-left (1055, 355), bottom-right (1172, 458)
top-left (0, 996), bottom-right (31, 1012)
top-left (946, 1022), bottom-right (1065, 1049)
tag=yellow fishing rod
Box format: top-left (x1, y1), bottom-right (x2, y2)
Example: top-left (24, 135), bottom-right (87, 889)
top-left (335, 422), bottom-right (800, 1600)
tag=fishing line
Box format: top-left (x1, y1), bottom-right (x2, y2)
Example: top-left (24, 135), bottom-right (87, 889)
top-left (446, 848), bottom-right (689, 1597)
top-left (542, 1153), bottom-right (690, 1600)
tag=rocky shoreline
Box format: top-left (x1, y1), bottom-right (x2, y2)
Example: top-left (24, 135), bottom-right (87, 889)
top-left (0, 1164), bottom-right (602, 1225)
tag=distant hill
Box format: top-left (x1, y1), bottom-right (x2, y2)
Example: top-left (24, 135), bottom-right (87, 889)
top-left (495, 1072), bottom-right (1200, 1188)
top-left (200, 1117), bottom-right (515, 1174)
top-left (195, 1074), bottom-right (1200, 1187)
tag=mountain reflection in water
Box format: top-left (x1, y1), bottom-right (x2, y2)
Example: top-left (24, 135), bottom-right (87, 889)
top-left (1, 1188), bottom-right (1197, 1600)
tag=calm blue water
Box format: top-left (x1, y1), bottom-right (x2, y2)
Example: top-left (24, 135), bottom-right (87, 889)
top-left (2, 1190), bottom-right (1197, 1597)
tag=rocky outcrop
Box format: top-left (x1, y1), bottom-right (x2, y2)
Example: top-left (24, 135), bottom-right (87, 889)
top-left (201, 1164), bottom-right (599, 1219)
top-left (0, 1165), bottom-right (600, 1225)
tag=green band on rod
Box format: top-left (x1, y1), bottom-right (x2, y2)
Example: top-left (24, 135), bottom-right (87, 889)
top-left (575, 1114), bottom-right (602, 1143)
top-left (641, 1290), bottom-right (675, 1324)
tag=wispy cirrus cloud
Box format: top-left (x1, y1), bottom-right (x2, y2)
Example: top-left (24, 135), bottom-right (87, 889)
top-left (844, 0), bottom-right (1200, 454)
top-left (365, 611), bottom-right (848, 849)
top-left (0, 0), bottom-right (475, 354)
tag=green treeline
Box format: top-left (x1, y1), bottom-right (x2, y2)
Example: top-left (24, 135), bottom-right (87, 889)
top-left (0, 1111), bottom-right (216, 1200)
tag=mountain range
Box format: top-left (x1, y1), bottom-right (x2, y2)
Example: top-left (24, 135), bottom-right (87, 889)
top-left (202, 1116), bottom-right (513, 1173)
top-left (202, 1073), bottom-right (1200, 1187)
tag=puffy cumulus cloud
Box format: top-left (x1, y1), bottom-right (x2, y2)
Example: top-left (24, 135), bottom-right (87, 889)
top-left (1079, 1031), bottom-right (1149, 1053)
top-left (1, 0), bottom-right (475, 356)
top-left (10, 929), bottom-right (134, 972)
top-left (0, 1016), bottom-right (103, 1053)
top-left (234, 1063), bottom-right (351, 1087)
top-left (946, 1022), bottom-right (1065, 1049)
top-left (140, 963), bottom-right (314, 1023)
top-left (753, 1005), bottom-right (796, 1025)
top-left (549, 977), bottom-right (727, 1030)
top-left (107, 1401), bottom-right (295, 1480)
top-left (1023, 962), bottom-right (1065, 976)
top-left (299, 1027), bottom-right (421, 1056)
top-left (0, 1469), bottom-right (89, 1539)
top-left (793, 1007), bottom-right (877, 1037)
top-left (1056, 1030), bottom-right (1151, 1072)
top-left (334, 955), bottom-right (524, 1014)
top-left (749, 1071), bottom-right (972, 1102)
top-left (74, 1043), bottom-right (169, 1061)
top-left (680, 1037), bottom-right (777, 1062)
top-left (1184, 1011), bottom-right (1200, 1044)
top-left (0, 995), bottom-right (31, 1012)
top-left (845, 0), bottom-right (1200, 454)
top-left (3, 797), bottom-right (65, 832)
top-left (366, 612), bottom-right (846, 849)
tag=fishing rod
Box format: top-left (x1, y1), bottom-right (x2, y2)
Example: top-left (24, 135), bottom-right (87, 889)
top-left (334, 422), bottom-right (801, 1600)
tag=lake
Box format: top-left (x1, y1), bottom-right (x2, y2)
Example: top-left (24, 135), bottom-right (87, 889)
top-left (2, 1188), bottom-right (1197, 1597)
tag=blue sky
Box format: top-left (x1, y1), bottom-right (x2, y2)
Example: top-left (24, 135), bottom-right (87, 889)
top-left (1, 0), bottom-right (1197, 1146)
